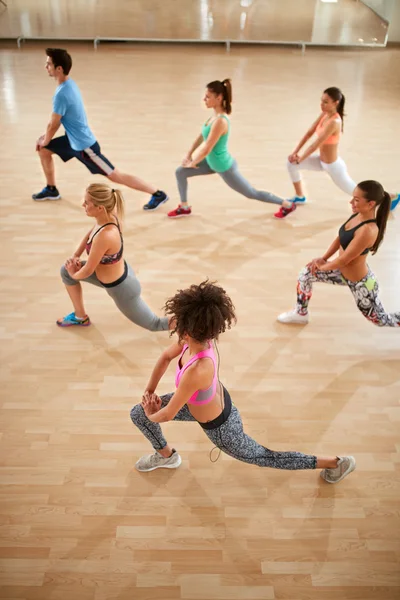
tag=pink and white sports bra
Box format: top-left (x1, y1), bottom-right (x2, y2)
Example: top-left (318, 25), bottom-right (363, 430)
top-left (175, 342), bottom-right (217, 406)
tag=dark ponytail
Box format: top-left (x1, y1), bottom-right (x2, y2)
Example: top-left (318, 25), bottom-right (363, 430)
top-left (357, 180), bottom-right (391, 254)
top-left (324, 86), bottom-right (345, 131)
top-left (206, 78), bottom-right (232, 114)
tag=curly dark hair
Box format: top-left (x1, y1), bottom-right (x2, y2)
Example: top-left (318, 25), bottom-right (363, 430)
top-left (164, 280), bottom-right (236, 343)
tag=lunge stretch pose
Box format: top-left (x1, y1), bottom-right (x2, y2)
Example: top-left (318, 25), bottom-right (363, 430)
top-left (33, 48), bottom-right (168, 207)
top-left (145, 79), bottom-right (296, 219)
top-left (287, 86), bottom-right (399, 211)
top-left (130, 280), bottom-right (355, 484)
top-left (58, 183), bottom-right (169, 332)
top-left (278, 180), bottom-right (400, 327)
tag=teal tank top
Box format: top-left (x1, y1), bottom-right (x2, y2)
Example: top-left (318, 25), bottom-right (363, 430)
top-left (201, 114), bottom-right (234, 173)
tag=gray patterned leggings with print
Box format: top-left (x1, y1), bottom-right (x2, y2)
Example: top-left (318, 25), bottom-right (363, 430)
top-left (296, 266), bottom-right (400, 327)
top-left (130, 388), bottom-right (317, 470)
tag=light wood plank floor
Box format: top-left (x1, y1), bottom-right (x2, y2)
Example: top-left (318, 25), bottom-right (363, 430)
top-left (0, 0), bottom-right (388, 45)
top-left (0, 43), bottom-right (399, 599)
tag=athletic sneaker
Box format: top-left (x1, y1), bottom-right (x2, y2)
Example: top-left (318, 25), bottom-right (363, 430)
top-left (274, 203), bottom-right (297, 219)
top-left (290, 195), bottom-right (307, 204)
top-left (143, 191), bottom-right (169, 211)
top-left (168, 205), bottom-right (192, 218)
top-left (390, 193), bottom-right (400, 212)
top-left (32, 186), bottom-right (61, 201)
top-left (135, 449), bottom-right (182, 472)
top-left (56, 312), bottom-right (91, 327)
top-left (320, 456), bottom-right (356, 484)
top-left (277, 309), bottom-right (309, 324)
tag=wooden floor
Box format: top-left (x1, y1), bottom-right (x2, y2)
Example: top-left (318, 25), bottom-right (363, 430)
top-left (0, 42), bottom-right (400, 599)
top-left (0, 0), bottom-right (388, 45)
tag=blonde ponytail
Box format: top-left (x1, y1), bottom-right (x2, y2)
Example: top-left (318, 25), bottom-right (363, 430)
top-left (86, 183), bottom-right (124, 221)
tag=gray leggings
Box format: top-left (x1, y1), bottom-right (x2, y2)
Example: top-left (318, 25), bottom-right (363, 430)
top-left (60, 261), bottom-right (169, 332)
top-left (130, 391), bottom-right (317, 470)
top-left (176, 159), bottom-right (284, 205)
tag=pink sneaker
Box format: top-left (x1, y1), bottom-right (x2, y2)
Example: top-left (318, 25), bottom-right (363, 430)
top-left (274, 203), bottom-right (296, 219)
top-left (168, 205), bottom-right (192, 218)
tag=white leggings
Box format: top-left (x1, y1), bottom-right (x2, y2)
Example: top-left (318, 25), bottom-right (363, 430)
top-left (287, 155), bottom-right (356, 196)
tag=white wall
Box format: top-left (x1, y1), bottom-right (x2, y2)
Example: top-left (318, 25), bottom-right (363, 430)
top-left (360, 0), bottom-right (395, 22)
top-left (388, 0), bottom-right (400, 41)
top-left (361, 0), bottom-right (400, 42)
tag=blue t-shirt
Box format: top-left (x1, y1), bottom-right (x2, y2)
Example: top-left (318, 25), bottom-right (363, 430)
top-left (53, 79), bottom-right (96, 151)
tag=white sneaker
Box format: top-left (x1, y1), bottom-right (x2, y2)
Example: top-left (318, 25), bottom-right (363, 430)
top-left (277, 309), bottom-right (309, 324)
top-left (320, 456), bottom-right (356, 484)
top-left (135, 449), bottom-right (182, 472)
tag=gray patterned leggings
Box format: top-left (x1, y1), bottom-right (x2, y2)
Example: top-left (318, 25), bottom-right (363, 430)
top-left (130, 391), bottom-right (317, 470)
top-left (297, 266), bottom-right (400, 327)
top-left (176, 159), bottom-right (284, 205)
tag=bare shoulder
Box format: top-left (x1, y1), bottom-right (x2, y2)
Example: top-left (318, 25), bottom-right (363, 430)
top-left (356, 221), bottom-right (378, 242)
top-left (211, 116), bottom-right (228, 132)
top-left (98, 223), bottom-right (120, 239)
top-left (187, 355), bottom-right (214, 380)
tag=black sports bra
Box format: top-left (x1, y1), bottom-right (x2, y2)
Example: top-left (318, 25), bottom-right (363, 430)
top-left (86, 219), bottom-right (123, 265)
top-left (338, 213), bottom-right (376, 256)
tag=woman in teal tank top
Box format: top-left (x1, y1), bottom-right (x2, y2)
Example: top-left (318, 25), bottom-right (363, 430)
top-left (168, 79), bottom-right (296, 219)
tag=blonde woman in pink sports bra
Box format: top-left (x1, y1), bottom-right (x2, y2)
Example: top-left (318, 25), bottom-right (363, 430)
top-left (287, 86), bottom-right (400, 211)
top-left (130, 280), bottom-right (355, 485)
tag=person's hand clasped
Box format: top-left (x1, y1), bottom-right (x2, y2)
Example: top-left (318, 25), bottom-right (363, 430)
top-left (65, 257), bottom-right (80, 276)
top-left (36, 135), bottom-right (46, 151)
top-left (181, 156), bottom-right (192, 167)
top-left (184, 160), bottom-right (198, 169)
top-left (307, 257), bottom-right (327, 275)
top-left (141, 392), bottom-right (161, 417)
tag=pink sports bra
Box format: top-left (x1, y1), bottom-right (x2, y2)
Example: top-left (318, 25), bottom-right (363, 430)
top-left (316, 112), bottom-right (341, 145)
top-left (86, 219), bottom-right (123, 265)
top-left (175, 342), bottom-right (217, 406)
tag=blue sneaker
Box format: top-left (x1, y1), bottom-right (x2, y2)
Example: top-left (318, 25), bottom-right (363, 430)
top-left (32, 186), bottom-right (61, 201)
top-left (390, 193), bottom-right (400, 212)
top-left (56, 312), bottom-right (91, 327)
top-left (143, 191), bottom-right (169, 211)
top-left (290, 195), bottom-right (307, 204)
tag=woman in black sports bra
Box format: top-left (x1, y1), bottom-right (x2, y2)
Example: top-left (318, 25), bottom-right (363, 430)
top-left (278, 180), bottom-right (400, 327)
top-left (57, 183), bottom-right (171, 332)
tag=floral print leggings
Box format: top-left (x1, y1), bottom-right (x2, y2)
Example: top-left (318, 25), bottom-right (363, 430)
top-left (297, 266), bottom-right (400, 327)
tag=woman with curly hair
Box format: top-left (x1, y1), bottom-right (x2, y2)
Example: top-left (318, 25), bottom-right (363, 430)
top-left (278, 180), bottom-right (400, 326)
top-left (130, 280), bottom-right (355, 484)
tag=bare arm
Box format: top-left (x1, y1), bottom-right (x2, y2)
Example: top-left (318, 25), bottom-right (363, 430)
top-left (307, 235), bottom-right (341, 273)
top-left (186, 133), bottom-right (204, 159)
top-left (144, 341), bottom-right (184, 394)
top-left (148, 366), bottom-right (204, 423)
top-left (298, 119), bottom-right (339, 163)
top-left (191, 118), bottom-right (227, 165)
top-left (322, 236), bottom-right (341, 261)
top-left (73, 229), bottom-right (92, 259)
top-left (320, 228), bottom-right (375, 271)
top-left (40, 113), bottom-right (62, 147)
top-left (291, 115), bottom-right (321, 154)
top-left (66, 229), bottom-right (114, 280)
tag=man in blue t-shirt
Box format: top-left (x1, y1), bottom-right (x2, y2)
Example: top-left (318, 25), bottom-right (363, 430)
top-left (33, 48), bottom-right (168, 211)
